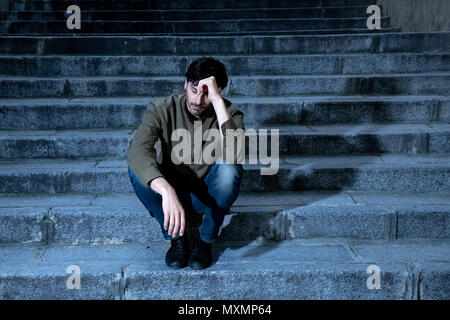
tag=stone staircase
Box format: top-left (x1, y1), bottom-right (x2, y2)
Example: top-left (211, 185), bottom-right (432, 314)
top-left (0, 0), bottom-right (449, 300)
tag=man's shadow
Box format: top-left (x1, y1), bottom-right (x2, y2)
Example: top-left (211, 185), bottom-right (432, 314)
top-left (197, 105), bottom-right (393, 266)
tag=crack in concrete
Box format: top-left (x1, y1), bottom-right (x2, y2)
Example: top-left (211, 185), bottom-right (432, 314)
top-left (393, 211), bottom-right (399, 241)
top-left (369, 35), bottom-right (381, 54)
top-left (118, 264), bottom-right (130, 300)
top-left (407, 262), bottom-right (421, 300)
top-left (347, 192), bottom-right (358, 204)
top-left (299, 101), bottom-right (306, 125)
top-left (432, 99), bottom-right (441, 121)
top-left (417, 270), bottom-right (423, 300)
top-left (346, 242), bottom-right (360, 261)
top-left (41, 207), bottom-right (55, 245)
top-left (34, 246), bottom-right (46, 265)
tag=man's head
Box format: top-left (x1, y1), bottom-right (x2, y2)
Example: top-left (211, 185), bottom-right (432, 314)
top-left (184, 57), bottom-right (228, 118)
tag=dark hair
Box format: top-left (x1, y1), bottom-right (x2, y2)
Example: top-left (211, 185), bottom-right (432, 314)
top-left (185, 57), bottom-right (228, 89)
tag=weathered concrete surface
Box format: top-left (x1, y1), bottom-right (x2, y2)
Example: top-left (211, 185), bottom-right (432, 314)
top-left (1, 73), bottom-right (450, 98)
top-left (2, 96), bottom-right (449, 129)
top-left (0, 155), bottom-right (449, 194)
top-left (1, 191), bottom-right (449, 244)
top-left (1, 33), bottom-right (449, 55)
top-left (1, 123), bottom-right (449, 159)
top-left (378, 0), bottom-right (450, 32)
top-left (1, 240), bottom-right (448, 300)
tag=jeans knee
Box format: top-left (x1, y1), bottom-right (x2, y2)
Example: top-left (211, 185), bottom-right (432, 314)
top-left (216, 163), bottom-right (243, 187)
top-left (208, 165), bottom-right (241, 211)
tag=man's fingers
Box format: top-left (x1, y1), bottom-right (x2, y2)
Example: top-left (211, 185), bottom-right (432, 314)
top-left (172, 212), bottom-right (180, 237)
top-left (163, 212), bottom-right (168, 230)
top-left (167, 212), bottom-right (174, 235)
top-left (197, 79), bottom-right (211, 93)
top-left (179, 210), bottom-right (186, 236)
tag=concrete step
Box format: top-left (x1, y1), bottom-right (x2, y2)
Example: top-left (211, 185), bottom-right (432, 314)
top-left (1, 73), bottom-right (449, 98)
top-left (0, 154), bottom-right (449, 193)
top-left (1, 17), bottom-right (391, 34)
top-left (1, 123), bottom-right (449, 159)
top-left (0, 240), bottom-right (448, 299)
top-left (0, 191), bottom-right (449, 244)
top-left (0, 6), bottom-right (380, 21)
top-left (1, 53), bottom-right (449, 76)
top-left (2, 28), bottom-right (401, 37)
top-left (1, 32), bottom-right (448, 54)
top-left (9, 0), bottom-right (377, 10)
top-left (2, 96), bottom-right (449, 130)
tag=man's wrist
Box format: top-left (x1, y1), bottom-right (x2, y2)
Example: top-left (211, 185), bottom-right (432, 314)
top-left (149, 176), bottom-right (174, 197)
top-left (210, 95), bottom-right (224, 107)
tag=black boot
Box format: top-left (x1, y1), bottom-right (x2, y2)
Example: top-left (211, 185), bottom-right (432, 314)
top-left (165, 236), bottom-right (188, 269)
top-left (188, 229), bottom-right (212, 270)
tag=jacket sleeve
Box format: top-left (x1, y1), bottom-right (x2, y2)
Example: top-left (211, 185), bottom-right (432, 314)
top-left (127, 102), bottom-right (163, 187)
top-left (220, 109), bottom-right (245, 164)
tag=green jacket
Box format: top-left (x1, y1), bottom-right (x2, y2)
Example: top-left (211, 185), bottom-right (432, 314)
top-left (127, 93), bottom-right (245, 187)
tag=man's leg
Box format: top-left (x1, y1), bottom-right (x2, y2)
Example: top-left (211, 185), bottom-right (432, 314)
top-left (190, 160), bottom-right (244, 243)
top-left (127, 165), bottom-right (193, 241)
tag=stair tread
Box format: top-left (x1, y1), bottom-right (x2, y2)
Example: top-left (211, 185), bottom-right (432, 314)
top-left (1, 190), bottom-right (450, 210)
top-left (0, 153), bottom-right (448, 170)
top-left (5, 17), bottom-right (389, 22)
top-left (1, 52), bottom-right (449, 58)
top-left (2, 30), bottom-right (448, 38)
top-left (1, 95), bottom-right (449, 105)
top-left (1, 122), bottom-right (450, 137)
top-left (1, 6), bottom-right (373, 13)
top-left (2, 71), bottom-right (450, 79)
top-left (1, 239), bottom-right (448, 299)
top-left (1, 240), bottom-right (449, 272)
top-left (1, 29), bottom-right (399, 36)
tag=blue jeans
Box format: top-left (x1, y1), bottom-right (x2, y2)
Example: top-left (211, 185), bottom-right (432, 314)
top-left (128, 160), bottom-right (243, 243)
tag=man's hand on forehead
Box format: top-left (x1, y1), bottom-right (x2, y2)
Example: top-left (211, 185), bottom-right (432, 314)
top-left (195, 76), bottom-right (222, 100)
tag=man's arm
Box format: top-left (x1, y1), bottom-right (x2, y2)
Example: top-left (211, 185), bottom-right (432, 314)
top-left (127, 102), bottom-right (185, 237)
top-left (197, 77), bottom-right (245, 164)
top-left (127, 102), bottom-right (163, 186)
top-left (149, 177), bottom-right (185, 238)
top-left (196, 76), bottom-right (231, 139)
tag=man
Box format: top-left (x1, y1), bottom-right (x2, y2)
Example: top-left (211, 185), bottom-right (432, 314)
top-left (127, 57), bottom-right (244, 270)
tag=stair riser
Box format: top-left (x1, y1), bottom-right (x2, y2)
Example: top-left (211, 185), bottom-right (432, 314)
top-left (2, 29), bottom-right (398, 37)
top-left (0, 7), bottom-right (377, 21)
top-left (1, 33), bottom-right (449, 54)
top-left (1, 75), bottom-right (449, 97)
top-left (2, 99), bottom-right (448, 130)
top-left (0, 273), bottom-right (118, 300)
top-left (0, 167), bottom-right (449, 193)
top-left (0, 205), bottom-right (448, 244)
top-left (231, 76), bottom-right (450, 97)
top-left (1, 131), bottom-right (449, 159)
top-left (10, 0), bottom-right (377, 10)
top-left (1, 54), bottom-right (448, 76)
top-left (3, 18), bottom-right (390, 34)
top-left (0, 265), bottom-right (414, 300)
